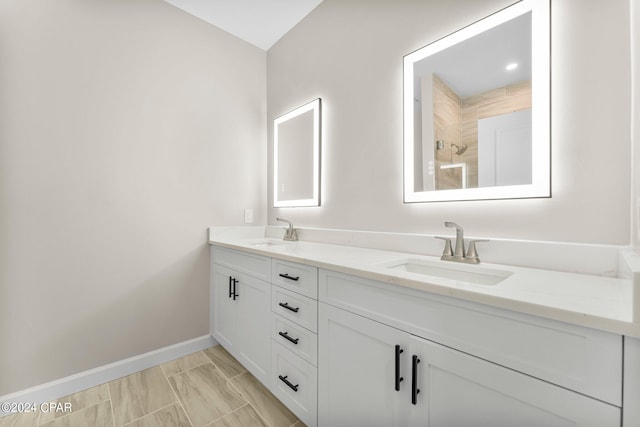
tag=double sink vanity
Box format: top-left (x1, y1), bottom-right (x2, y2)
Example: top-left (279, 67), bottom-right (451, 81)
top-left (230, 0), bottom-right (639, 424)
top-left (209, 225), bottom-right (640, 427)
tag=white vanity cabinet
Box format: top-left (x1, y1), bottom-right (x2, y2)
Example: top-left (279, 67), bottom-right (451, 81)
top-left (270, 258), bottom-right (319, 427)
top-left (211, 247), bottom-right (318, 425)
top-left (318, 269), bottom-right (623, 426)
top-left (210, 243), bottom-right (629, 427)
top-left (319, 303), bottom-right (620, 427)
top-left (210, 247), bottom-right (271, 385)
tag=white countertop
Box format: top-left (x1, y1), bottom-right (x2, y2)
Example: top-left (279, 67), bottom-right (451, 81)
top-left (209, 227), bottom-right (639, 337)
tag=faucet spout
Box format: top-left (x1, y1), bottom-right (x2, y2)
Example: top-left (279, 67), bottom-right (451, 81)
top-left (444, 221), bottom-right (465, 258)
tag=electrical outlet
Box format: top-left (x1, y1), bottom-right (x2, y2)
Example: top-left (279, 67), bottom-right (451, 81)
top-left (244, 208), bottom-right (253, 224)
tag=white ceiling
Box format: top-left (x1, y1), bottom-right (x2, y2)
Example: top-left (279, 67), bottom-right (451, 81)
top-left (163, 0), bottom-right (324, 50)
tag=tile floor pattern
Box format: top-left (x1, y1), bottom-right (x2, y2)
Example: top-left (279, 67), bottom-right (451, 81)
top-left (0, 346), bottom-right (304, 427)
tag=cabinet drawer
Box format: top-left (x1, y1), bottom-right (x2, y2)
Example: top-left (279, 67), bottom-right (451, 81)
top-left (319, 269), bottom-right (623, 406)
top-left (272, 314), bottom-right (318, 366)
top-left (271, 341), bottom-right (317, 427)
top-left (212, 246), bottom-right (270, 282)
top-left (272, 286), bottom-right (318, 333)
top-left (272, 259), bottom-right (318, 299)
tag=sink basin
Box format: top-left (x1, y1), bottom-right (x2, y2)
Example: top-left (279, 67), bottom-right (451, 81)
top-left (249, 240), bottom-right (291, 248)
top-left (385, 258), bottom-right (512, 286)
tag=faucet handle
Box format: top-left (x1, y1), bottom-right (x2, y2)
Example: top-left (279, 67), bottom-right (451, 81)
top-left (434, 236), bottom-right (453, 257)
top-left (466, 239), bottom-right (489, 260)
top-left (286, 228), bottom-right (299, 242)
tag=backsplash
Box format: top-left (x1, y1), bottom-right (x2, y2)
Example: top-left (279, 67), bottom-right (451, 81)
top-left (211, 226), bottom-right (625, 277)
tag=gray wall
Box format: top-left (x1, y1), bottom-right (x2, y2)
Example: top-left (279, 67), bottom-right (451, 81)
top-left (633, 0), bottom-right (640, 250)
top-left (0, 0), bottom-right (266, 395)
top-left (267, 0), bottom-right (632, 245)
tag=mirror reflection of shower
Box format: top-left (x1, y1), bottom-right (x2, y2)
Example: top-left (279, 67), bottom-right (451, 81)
top-left (450, 143), bottom-right (467, 155)
top-left (445, 143), bottom-right (467, 164)
top-left (435, 141), bottom-right (467, 155)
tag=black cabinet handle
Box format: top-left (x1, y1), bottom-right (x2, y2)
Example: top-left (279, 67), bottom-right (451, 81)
top-left (279, 273), bottom-right (300, 281)
top-left (278, 331), bottom-right (299, 345)
top-left (411, 355), bottom-right (420, 405)
top-left (278, 375), bottom-right (299, 392)
top-left (232, 278), bottom-right (239, 300)
top-left (228, 276), bottom-right (233, 298)
top-left (278, 302), bottom-right (299, 313)
top-left (395, 345), bottom-right (404, 391)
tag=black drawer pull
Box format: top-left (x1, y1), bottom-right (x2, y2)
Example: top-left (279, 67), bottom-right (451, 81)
top-left (228, 276), bottom-right (233, 298)
top-left (279, 273), bottom-right (300, 281)
top-left (411, 355), bottom-right (420, 405)
top-left (395, 345), bottom-right (404, 391)
top-left (278, 375), bottom-right (299, 392)
top-left (232, 278), bottom-right (239, 300)
top-left (278, 302), bottom-right (300, 313)
top-left (278, 331), bottom-right (299, 345)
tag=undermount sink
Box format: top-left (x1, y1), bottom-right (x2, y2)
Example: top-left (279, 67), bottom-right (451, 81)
top-left (384, 258), bottom-right (513, 286)
top-left (250, 240), bottom-right (291, 248)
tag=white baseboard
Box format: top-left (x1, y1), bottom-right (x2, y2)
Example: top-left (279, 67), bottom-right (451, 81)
top-left (0, 334), bottom-right (217, 417)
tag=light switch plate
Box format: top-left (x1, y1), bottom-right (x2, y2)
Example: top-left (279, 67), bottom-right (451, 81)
top-left (244, 208), bottom-right (253, 224)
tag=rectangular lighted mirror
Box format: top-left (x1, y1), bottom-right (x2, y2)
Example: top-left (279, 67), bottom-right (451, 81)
top-left (403, 0), bottom-right (550, 202)
top-left (274, 98), bottom-right (321, 207)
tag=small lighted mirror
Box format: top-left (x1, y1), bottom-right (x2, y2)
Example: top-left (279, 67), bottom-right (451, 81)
top-left (274, 98), bottom-right (321, 207)
top-left (403, 0), bottom-right (550, 202)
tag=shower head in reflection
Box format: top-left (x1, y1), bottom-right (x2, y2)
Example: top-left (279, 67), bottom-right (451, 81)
top-left (450, 143), bottom-right (467, 155)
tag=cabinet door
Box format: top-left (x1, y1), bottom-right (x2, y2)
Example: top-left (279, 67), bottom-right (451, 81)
top-left (211, 264), bottom-right (237, 350)
top-left (318, 303), bottom-right (410, 427)
top-left (408, 335), bottom-right (621, 427)
top-left (235, 272), bottom-right (271, 385)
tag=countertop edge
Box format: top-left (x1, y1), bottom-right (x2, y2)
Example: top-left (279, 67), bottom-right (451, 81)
top-left (209, 238), bottom-right (640, 338)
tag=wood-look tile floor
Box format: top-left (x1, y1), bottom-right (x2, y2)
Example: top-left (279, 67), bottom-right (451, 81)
top-left (0, 346), bottom-right (304, 427)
